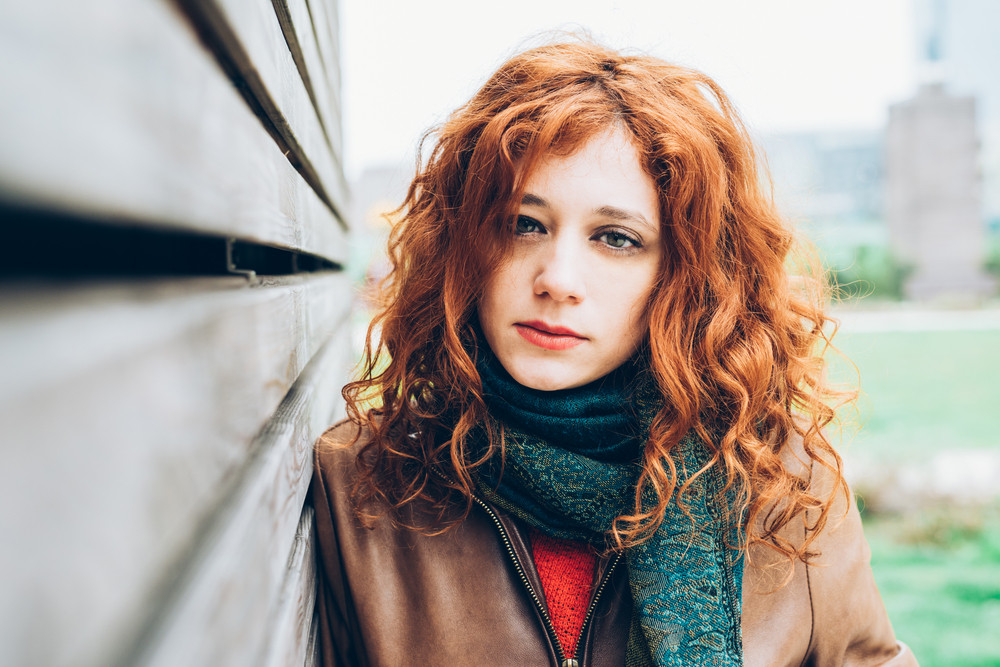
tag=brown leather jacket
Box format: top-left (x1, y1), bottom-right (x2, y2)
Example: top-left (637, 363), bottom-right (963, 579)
top-left (312, 421), bottom-right (918, 666)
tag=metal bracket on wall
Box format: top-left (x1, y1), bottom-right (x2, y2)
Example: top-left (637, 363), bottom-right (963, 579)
top-left (226, 237), bottom-right (258, 284)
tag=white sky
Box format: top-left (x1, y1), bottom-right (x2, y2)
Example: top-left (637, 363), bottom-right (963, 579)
top-left (339, 0), bottom-right (918, 180)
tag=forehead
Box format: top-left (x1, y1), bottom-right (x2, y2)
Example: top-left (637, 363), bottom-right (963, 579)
top-left (518, 129), bottom-right (660, 230)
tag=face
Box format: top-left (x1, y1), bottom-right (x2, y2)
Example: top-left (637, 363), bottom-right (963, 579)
top-left (478, 129), bottom-right (662, 391)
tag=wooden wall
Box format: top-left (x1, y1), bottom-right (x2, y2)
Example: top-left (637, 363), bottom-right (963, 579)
top-left (0, 1), bottom-right (350, 665)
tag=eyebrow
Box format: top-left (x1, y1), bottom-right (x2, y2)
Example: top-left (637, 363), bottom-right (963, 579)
top-left (520, 193), bottom-right (656, 231)
top-left (594, 205), bottom-right (655, 231)
top-left (521, 193), bottom-right (548, 208)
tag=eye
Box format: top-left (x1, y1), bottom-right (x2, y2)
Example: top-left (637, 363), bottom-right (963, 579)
top-left (596, 230), bottom-right (641, 249)
top-left (514, 215), bottom-right (544, 235)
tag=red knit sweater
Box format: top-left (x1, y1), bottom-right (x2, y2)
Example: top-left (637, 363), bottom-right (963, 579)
top-left (529, 529), bottom-right (599, 657)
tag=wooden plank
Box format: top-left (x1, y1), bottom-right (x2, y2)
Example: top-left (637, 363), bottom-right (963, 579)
top-left (0, 274), bottom-right (352, 667)
top-left (259, 507), bottom-right (318, 667)
top-left (0, 0), bottom-right (346, 263)
top-left (179, 0), bottom-right (349, 223)
top-left (304, 0), bottom-right (344, 125)
top-left (304, 0), bottom-right (344, 164)
top-left (271, 0), bottom-right (344, 164)
top-left (305, 0), bottom-right (343, 104)
top-left (128, 321), bottom-right (352, 667)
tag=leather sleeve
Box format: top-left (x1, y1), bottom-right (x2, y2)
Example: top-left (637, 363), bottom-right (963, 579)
top-left (310, 423), bottom-right (370, 667)
top-left (803, 461), bottom-right (919, 666)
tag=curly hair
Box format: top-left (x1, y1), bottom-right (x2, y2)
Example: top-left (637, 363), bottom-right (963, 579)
top-left (341, 39), bottom-right (853, 566)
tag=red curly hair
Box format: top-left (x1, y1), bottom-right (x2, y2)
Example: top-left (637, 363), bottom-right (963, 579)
top-left (341, 39), bottom-right (852, 565)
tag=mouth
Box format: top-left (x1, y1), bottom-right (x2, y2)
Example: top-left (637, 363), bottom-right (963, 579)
top-left (514, 321), bottom-right (587, 351)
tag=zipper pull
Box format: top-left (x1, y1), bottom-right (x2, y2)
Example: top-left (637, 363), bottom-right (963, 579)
top-left (560, 660), bottom-right (580, 667)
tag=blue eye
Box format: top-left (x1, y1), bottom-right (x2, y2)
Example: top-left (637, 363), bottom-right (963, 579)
top-left (514, 215), bottom-right (543, 234)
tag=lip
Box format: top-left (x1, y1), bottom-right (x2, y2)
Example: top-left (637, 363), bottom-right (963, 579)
top-left (514, 321), bottom-right (587, 351)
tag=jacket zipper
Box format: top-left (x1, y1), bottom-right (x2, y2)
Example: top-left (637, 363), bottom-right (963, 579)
top-left (470, 495), bottom-right (569, 665)
top-left (470, 494), bottom-right (623, 667)
top-left (573, 551), bottom-right (624, 664)
top-left (426, 464), bottom-right (620, 666)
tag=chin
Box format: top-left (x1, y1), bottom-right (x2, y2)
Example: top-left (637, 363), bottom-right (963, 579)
top-left (506, 361), bottom-right (590, 392)
top-left (517, 376), bottom-right (575, 392)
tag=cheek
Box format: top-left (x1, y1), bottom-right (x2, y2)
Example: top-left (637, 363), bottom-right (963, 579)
top-left (611, 272), bottom-right (657, 339)
top-left (477, 280), bottom-right (500, 331)
top-left (620, 300), bottom-right (648, 342)
top-left (482, 252), bottom-right (529, 304)
top-left (478, 264), bottom-right (515, 330)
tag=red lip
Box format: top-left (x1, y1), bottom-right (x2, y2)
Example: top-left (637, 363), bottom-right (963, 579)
top-left (514, 321), bottom-right (586, 351)
top-left (518, 320), bottom-right (584, 337)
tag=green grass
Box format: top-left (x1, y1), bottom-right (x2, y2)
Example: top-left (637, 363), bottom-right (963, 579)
top-left (826, 326), bottom-right (1000, 665)
top-left (829, 329), bottom-right (1000, 460)
top-left (864, 507), bottom-right (1000, 666)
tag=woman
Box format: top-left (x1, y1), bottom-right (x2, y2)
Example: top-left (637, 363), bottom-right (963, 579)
top-left (313, 40), bottom-right (917, 666)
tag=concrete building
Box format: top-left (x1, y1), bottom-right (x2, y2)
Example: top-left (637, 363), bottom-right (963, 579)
top-left (914, 0), bottom-right (1000, 228)
top-left (762, 130), bottom-right (884, 233)
top-left (887, 82), bottom-right (994, 300)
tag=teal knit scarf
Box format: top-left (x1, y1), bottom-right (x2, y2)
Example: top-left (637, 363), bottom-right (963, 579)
top-left (470, 342), bottom-right (745, 666)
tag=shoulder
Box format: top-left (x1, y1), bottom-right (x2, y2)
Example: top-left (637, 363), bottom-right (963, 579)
top-left (316, 417), bottom-right (368, 454)
top-left (314, 418), bottom-right (369, 479)
top-left (311, 418), bottom-right (373, 529)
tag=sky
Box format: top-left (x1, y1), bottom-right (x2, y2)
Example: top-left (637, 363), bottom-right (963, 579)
top-left (338, 0), bottom-right (918, 181)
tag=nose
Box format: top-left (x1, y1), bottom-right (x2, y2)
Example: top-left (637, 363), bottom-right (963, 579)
top-left (532, 240), bottom-right (587, 302)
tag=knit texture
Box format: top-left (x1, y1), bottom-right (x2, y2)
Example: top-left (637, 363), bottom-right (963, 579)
top-left (529, 529), bottom-right (598, 657)
top-left (469, 337), bottom-right (746, 666)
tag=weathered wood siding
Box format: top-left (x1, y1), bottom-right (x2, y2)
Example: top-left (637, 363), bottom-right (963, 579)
top-left (0, 1), bottom-right (349, 665)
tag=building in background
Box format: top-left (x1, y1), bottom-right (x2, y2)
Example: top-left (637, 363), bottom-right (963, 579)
top-left (914, 0), bottom-right (1000, 229)
top-left (762, 129), bottom-right (885, 245)
top-left (881, 0), bottom-right (998, 300)
top-left (764, 0), bottom-right (999, 302)
top-left (887, 83), bottom-right (994, 300)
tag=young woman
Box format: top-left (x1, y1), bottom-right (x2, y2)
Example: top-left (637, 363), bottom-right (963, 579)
top-left (312, 41), bottom-right (917, 666)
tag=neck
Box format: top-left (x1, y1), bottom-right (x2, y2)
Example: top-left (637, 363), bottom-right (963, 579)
top-left (473, 335), bottom-right (654, 463)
